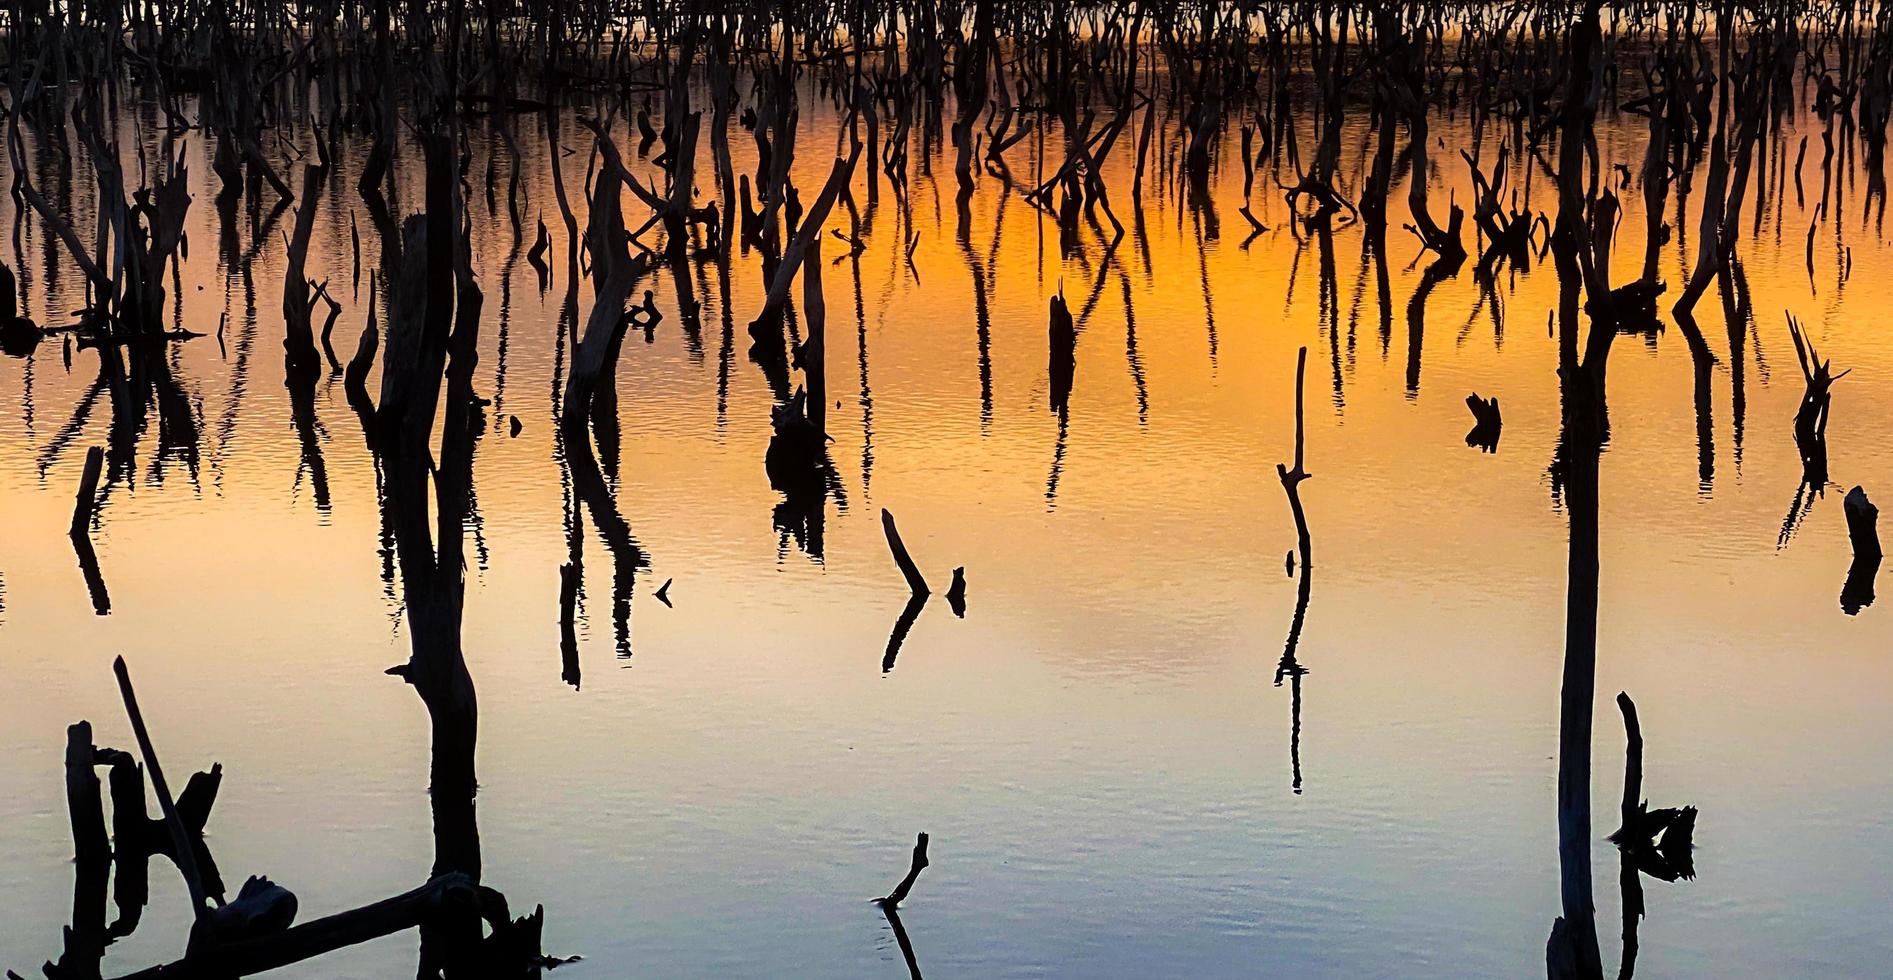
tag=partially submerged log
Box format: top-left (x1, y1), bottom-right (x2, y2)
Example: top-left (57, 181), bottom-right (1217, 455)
top-left (109, 872), bottom-right (538, 979)
top-left (880, 509), bottom-right (930, 597)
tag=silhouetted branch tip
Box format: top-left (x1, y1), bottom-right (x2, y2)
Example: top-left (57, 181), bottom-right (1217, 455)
top-left (878, 833), bottom-right (930, 907)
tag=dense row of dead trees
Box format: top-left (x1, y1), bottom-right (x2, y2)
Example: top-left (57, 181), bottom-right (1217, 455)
top-left (7, 0), bottom-right (1891, 494)
top-left (9, 0), bottom-right (1893, 284)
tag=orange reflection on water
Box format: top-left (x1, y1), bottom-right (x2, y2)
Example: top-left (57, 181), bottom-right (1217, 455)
top-left (0, 83), bottom-right (1888, 978)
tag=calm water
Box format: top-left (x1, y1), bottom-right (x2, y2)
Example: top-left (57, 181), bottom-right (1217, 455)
top-left (1, 84), bottom-right (1891, 978)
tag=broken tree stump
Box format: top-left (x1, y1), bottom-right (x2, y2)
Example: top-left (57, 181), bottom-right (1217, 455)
top-left (1843, 487), bottom-right (1881, 615)
top-left (1788, 314), bottom-right (1845, 448)
top-left (1048, 290), bottom-right (1075, 413)
top-left (71, 446), bottom-right (104, 536)
top-left (52, 722), bottom-right (111, 980)
top-left (1845, 486), bottom-right (1881, 560)
top-left (1465, 392), bottom-right (1502, 452)
top-left (65, 722), bottom-right (110, 866)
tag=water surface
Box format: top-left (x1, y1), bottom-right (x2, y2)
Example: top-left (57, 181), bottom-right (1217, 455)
top-left (0, 81), bottom-right (1890, 978)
